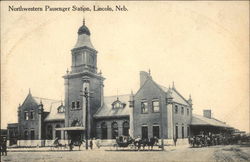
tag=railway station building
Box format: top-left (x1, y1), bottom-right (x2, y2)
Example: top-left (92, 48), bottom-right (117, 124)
top-left (6, 20), bottom-right (234, 146)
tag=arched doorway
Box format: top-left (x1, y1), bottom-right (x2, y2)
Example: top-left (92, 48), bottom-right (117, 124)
top-left (111, 122), bottom-right (118, 139)
top-left (122, 121), bottom-right (129, 136)
top-left (47, 125), bottom-right (53, 140)
top-left (101, 122), bottom-right (107, 139)
top-left (55, 124), bottom-right (61, 139)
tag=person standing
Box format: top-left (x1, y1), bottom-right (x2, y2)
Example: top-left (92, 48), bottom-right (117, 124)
top-left (89, 139), bottom-right (93, 150)
top-left (173, 136), bottom-right (177, 146)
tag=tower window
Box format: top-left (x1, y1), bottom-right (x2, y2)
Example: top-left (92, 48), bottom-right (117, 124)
top-left (152, 100), bottom-right (160, 112)
top-left (76, 101), bottom-right (80, 109)
top-left (175, 105), bottom-right (178, 114)
top-left (71, 102), bottom-right (75, 109)
top-left (141, 101), bottom-right (148, 114)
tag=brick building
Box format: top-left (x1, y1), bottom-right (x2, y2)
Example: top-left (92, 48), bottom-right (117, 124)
top-left (7, 20), bottom-right (234, 145)
top-left (7, 91), bottom-right (65, 145)
top-left (132, 71), bottom-right (192, 139)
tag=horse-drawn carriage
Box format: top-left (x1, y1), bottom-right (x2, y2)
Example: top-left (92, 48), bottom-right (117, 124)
top-left (114, 136), bottom-right (159, 151)
top-left (50, 137), bottom-right (85, 151)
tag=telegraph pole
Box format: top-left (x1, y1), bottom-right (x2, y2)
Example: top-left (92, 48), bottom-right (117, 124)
top-left (160, 97), bottom-right (165, 150)
top-left (83, 87), bottom-right (89, 150)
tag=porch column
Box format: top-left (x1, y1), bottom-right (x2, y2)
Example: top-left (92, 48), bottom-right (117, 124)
top-left (52, 125), bottom-right (56, 139)
top-left (107, 122), bottom-right (112, 139)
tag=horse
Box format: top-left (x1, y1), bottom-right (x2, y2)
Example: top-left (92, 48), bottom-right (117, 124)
top-left (69, 139), bottom-right (85, 151)
top-left (135, 137), bottom-right (158, 151)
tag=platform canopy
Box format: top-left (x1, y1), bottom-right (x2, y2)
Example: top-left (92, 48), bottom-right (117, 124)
top-left (55, 127), bottom-right (85, 131)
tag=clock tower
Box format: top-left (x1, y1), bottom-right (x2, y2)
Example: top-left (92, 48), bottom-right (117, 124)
top-left (63, 19), bottom-right (104, 139)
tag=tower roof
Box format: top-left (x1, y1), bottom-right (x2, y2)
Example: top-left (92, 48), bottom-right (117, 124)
top-left (77, 19), bottom-right (91, 36)
top-left (74, 19), bottom-right (95, 50)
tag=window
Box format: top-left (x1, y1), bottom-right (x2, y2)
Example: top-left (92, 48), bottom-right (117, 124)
top-left (187, 108), bottom-right (189, 115)
top-left (122, 121), bottom-right (129, 136)
top-left (30, 130), bottom-right (35, 140)
top-left (111, 122), bottom-right (118, 139)
top-left (71, 101), bottom-right (75, 109)
top-left (141, 126), bottom-right (148, 139)
top-left (187, 126), bottom-right (190, 137)
top-left (181, 107), bottom-right (184, 115)
top-left (152, 100), bottom-right (160, 112)
top-left (153, 125), bottom-right (160, 138)
top-left (175, 125), bottom-right (178, 139)
top-left (76, 101), bottom-right (80, 109)
top-left (30, 110), bottom-right (34, 120)
top-left (101, 122), bottom-right (107, 139)
top-left (141, 101), bottom-right (148, 114)
top-left (24, 130), bottom-right (28, 140)
top-left (58, 106), bottom-right (65, 113)
top-left (112, 99), bottom-right (125, 109)
top-left (175, 105), bottom-right (178, 114)
top-left (24, 111), bottom-right (29, 120)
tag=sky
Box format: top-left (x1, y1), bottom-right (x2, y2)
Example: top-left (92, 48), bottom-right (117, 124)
top-left (1, 1), bottom-right (249, 132)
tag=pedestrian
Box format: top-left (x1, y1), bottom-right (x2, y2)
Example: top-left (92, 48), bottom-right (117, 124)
top-left (95, 138), bottom-right (101, 149)
top-left (173, 136), bottom-right (177, 146)
top-left (89, 139), bottom-right (93, 150)
top-left (1, 137), bottom-right (7, 156)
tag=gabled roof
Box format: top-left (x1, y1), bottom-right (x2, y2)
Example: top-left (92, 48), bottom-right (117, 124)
top-left (33, 97), bottom-right (60, 112)
top-left (44, 103), bottom-right (65, 122)
top-left (191, 114), bottom-right (232, 128)
top-left (94, 94), bottom-right (130, 118)
top-left (158, 84), bottom-right (189, 106)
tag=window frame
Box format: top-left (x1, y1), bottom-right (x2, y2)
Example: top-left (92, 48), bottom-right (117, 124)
top-left (152, 100), bottom-right (160, 113)
top-left (30, 110), bottom-right (35, 120)
top-left (76, 100), bottom-right (81, 109)
top-left (175, 105), bottom-right (178, 114)
top-left (181, 107), bottom-right (184, 115)
top-left (24, 111), bottom-right (29, 120)
top-left (141, 101), bottom-right (148, 114)
top-left (71, 101), bottom-right (76, 109)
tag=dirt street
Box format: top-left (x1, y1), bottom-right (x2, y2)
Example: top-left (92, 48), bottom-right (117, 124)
top-left (1, 145), bottom-right (250, 162)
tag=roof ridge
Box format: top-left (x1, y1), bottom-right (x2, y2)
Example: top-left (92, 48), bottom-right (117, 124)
top-left (104, 94), bottom-right (130, 97)
top-left (33, 96), bottom-right (60, 102)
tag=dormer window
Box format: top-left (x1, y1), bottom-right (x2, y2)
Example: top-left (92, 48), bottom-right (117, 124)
top-left (58, 106), bottom-right (65, 113)
top-left (112, 98), bottom-right (125, 109)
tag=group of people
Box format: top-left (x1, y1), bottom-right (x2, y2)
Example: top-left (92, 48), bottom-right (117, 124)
top-left (188, 132), bottom-right (244, 147)
top-left (0, 137), bottom-right (7, 156)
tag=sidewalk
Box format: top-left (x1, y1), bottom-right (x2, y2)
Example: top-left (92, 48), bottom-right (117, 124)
top-left (7, 144), bottom-right (190, 152)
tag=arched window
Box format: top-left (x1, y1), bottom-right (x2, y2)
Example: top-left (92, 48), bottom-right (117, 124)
top-left (47, 125), bottom-right (53, 140)
top-left (112, 99), bottom-right (125, 109)
top-left (122, 121), bottom-right (129, 136)
top-left (55, 124), bottom-right (61, 139)
top-left (101, 122), bottom-right (107, 139)
top-left (111, 122), bottom-right (118, 139)
top-left (24, 130), bottom-right (28, 140)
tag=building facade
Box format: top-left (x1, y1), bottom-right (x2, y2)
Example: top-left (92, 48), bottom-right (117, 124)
top-left (7, 20), bottom-right (234, 145)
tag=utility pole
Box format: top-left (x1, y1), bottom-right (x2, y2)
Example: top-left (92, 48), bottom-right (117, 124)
top-left (160, 97), bottom-right (164, 150)
top-left (83, 87), bottom-right (89, 150)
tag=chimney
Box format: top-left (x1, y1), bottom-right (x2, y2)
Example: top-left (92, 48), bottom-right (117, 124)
top-left (203, 109), bottom-right (211, 119)
top-left (140, 71), bottom-right (151, 87)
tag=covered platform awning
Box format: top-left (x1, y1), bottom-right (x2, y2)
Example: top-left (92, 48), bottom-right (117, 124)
top-left (191, 114), bottom-right (233, 128)
top-left (55, 127), bottom-right (85, 131)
